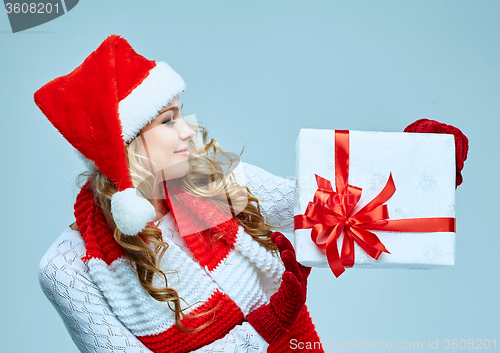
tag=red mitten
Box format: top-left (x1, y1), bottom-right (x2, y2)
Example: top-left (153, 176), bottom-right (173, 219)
top-left (404, 118), bottom-right (469, 188)
top-left (246, 232), bottom-right (311, 346)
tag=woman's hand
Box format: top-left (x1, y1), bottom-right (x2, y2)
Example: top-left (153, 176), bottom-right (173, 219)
top-left (246, 232), bottom-right (312, 346)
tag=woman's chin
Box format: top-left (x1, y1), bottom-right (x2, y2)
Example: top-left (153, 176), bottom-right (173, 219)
top-left (160, 161), bottom-right (191, 181)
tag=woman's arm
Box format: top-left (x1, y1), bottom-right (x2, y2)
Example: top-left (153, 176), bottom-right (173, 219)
top-left (39, 228), bottom-right (154, 353)
top-left (233, 162), bottom-right (295, 232)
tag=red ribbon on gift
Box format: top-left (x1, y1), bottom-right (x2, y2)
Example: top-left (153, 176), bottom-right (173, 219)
top-left (294, 130), bottom-right (456, 277)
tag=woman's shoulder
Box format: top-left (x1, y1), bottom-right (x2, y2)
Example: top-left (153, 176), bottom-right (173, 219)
top-left (39, 224), bottom-right (85, 261)
top-left (38, 224), bottom-right (92, 295)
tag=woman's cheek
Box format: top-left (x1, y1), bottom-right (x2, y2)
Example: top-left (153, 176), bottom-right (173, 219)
top-left (153, 150), bottom-right (171, 171)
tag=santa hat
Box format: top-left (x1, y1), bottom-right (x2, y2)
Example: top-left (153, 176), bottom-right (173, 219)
top-left (34, 34), bottom-right (185, 235)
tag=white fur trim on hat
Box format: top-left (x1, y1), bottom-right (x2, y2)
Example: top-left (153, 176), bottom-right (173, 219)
top-left (118, 61), bottom-right (186, 144)
top-left (111, 188), bottom-right (156, 236)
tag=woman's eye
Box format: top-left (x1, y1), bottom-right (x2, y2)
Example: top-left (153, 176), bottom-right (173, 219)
top-left (162, 119), bottom-right (176, 126)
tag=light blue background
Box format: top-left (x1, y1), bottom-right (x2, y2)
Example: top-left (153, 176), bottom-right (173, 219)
top-left (1, 1), bottom-right (498, 352)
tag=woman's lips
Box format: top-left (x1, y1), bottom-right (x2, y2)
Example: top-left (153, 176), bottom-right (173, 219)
top-left (174, 147), bottom-right (189, 157)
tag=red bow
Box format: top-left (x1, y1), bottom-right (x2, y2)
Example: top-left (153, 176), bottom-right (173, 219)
top-left (294, 130), bottom-right (456, 277)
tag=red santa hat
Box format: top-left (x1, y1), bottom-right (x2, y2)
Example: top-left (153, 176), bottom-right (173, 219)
top-left (34, 34), bottom-right (186, 235)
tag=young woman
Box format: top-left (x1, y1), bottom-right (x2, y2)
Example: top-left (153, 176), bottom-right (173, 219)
top-left (36, 35), bottom-right (324, 352)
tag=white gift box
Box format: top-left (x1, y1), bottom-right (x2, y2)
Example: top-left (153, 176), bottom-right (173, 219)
top-left (294, 129), bottom-right (456, 272)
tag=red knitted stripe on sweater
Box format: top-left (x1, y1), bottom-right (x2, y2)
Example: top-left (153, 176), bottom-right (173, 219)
top-left (268, 305), bottom-right (324, 353)
top-left (138, 289), bottom-right (245, 353)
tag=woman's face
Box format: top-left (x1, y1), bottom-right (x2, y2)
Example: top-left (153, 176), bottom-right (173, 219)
top-left (135, 95), bottom-right (195, 181)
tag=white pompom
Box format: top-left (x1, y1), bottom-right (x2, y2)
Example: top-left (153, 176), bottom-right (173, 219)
top-left (111, 188), bottom-right (156, 235)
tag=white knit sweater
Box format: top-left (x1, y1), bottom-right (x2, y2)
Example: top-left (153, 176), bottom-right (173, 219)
top-left (39, 162), bottom-right (296, 352)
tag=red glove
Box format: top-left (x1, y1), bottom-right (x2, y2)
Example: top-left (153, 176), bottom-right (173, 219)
top-left (246, 232), bottom-right (311, 346)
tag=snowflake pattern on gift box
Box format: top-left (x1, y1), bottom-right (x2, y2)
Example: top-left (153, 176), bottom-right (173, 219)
top-left (355, 248), bottom-right (375, 265)
top-left (353, 241), bottom-right (377, 266)
top-left (447, 203), bottom-right (455, 217)
top-left (394, 207), bottom-right (411, 219)
top-left (389, 208), bottom-right (409, 237)
top-left (419, 173), bottom-right (436, 192)
top-left (422, 243), bottom-right (443, 262)
top-left (370, 172), bottom-right (387, 192)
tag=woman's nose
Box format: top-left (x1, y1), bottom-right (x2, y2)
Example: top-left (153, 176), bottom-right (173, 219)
top-left (178, 118), bottom-right (195, 140)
